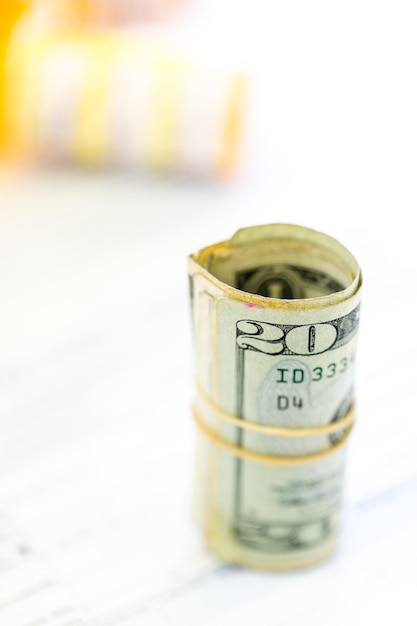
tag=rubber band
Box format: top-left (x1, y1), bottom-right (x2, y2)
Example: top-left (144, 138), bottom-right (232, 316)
top-left (193, 407), bottom-right (354, 466)
top-left (196, 384), bottom-right (355, 437)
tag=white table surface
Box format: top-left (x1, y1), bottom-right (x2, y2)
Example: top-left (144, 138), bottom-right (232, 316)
top-left (1, 1), bottom-right (417, 624)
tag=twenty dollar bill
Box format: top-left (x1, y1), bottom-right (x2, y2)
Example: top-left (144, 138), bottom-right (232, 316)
top-left (188, 224), bottom-right (362, 570)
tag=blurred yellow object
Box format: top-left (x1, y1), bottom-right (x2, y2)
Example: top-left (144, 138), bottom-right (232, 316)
top-left (0, 0), bottom-right (31, 152)
top-left (4, 27), bottom-right (247, 177)
top-left (46, 0), bottom-right (186, 26)
top-left (0, 0), bottom-right (31, 34)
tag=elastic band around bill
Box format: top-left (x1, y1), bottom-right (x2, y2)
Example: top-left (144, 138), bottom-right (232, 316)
top-left (193, 408), bottom-right (354, 466)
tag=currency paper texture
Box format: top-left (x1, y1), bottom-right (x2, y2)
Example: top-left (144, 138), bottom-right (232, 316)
top-left (189, 224), bottom-right (362, 569)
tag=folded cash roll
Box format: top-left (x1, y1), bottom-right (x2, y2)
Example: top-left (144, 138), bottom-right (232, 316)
top-left (188, 224), bottom-right (362, 570)
top-left (4, 27), bottom-right (246, 177)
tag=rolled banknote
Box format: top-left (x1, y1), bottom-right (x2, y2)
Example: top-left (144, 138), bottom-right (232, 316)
top-left (3, 24), bottom-right (246, 177)
top-left (188, 224), bottom-right (362, 570)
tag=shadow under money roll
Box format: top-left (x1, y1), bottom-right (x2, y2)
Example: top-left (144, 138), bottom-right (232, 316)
top-left (188, 224), bottom-right (362, 570)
